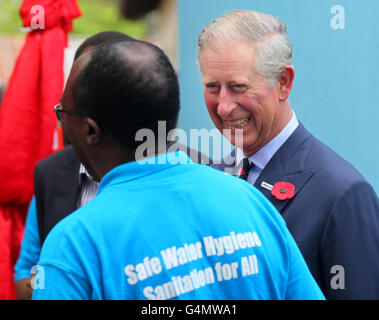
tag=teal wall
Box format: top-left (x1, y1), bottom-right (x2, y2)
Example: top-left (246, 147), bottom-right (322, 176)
top-left (177, 0), bottom-right (379, 194)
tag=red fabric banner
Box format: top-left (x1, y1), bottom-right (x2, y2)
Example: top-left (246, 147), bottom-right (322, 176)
top-left (0, 0), bottom-right (80, 299)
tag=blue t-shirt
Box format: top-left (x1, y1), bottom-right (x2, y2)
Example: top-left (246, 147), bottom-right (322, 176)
top-left (32, 152), bottom-right (324, 300)
top-left (14, 197), bottom-right (41, 282)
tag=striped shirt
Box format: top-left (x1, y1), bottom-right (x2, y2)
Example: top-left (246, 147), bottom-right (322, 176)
top-left (78, 164), bottom-right (99, 208)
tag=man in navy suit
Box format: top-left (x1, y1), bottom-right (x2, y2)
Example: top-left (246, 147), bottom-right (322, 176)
top-left (197, 10), bottom-right (379, 299)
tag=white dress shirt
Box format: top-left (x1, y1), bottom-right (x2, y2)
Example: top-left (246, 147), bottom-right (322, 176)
top-left (236, 112), bottom-right (299, 185)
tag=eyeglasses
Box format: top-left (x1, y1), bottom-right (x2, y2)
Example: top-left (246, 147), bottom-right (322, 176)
top-left (54, 103), bottom-right (84, 121)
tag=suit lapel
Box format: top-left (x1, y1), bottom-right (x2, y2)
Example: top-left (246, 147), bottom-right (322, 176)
top-left (53, 147), bottom-right (80, 220)
top-left (254, 170), bottom-right (314, 212)
top-left (213, 123), bottom-right (316, 214)
top-left (253, 123), bottom-right (315, 213)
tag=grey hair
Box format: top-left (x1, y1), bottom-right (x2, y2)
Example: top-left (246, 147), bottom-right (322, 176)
top-left (197, 10), bottom-right (293, 87)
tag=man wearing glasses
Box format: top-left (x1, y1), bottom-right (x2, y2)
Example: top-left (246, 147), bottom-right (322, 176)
top-left (14, 31), bottom-right (134, 300)
top-left (54, 103), bottom-right (84, 121)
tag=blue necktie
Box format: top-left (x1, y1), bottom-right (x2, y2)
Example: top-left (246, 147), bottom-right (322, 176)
top-left (239, 158), bottom-right (253, 181)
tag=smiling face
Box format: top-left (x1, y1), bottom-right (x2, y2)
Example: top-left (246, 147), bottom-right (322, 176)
top-left (200, 41), bottom-right (293, 156)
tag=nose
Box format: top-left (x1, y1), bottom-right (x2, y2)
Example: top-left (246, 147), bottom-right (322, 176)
top-left (217, 86), bottom-right (237, 118)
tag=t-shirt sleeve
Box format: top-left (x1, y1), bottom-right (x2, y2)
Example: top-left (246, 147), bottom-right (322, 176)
top-left (31, 215), bottom-right (93, 300)
top-left (32, 263), bottom-right (90, 300)
top-left (14, 197), bottom-right (41, 282)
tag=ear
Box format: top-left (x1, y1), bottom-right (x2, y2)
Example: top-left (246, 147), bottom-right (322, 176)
top-left (277, 65), bottom-right (295, 102)
top-left (84, 117), bottom-right (102, 146)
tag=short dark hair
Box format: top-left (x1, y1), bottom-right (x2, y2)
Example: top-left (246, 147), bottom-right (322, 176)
top-left (72, 40), bottom-right (180, 151)
top-left (74, 31), bottom-right (135, 61)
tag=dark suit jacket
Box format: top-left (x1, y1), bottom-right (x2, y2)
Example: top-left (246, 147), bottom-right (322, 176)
top-left (34, 146), bottom-right (80, 245)
top-left (212, 122), bottom-right (379, 299)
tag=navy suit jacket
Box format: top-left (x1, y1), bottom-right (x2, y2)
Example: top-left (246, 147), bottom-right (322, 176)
top-left (34, 146), bottom-right (81, 245)
top-left (212, 122), bottom-right (379, 299)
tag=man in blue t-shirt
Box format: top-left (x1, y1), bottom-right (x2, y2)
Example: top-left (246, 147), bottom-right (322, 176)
top-left (32, 40), bottom-right (324, 300)
top-left (14, 31), bottom-right (134, 300)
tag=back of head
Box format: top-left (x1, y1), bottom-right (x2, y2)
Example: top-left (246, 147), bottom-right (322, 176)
top-left (73, 40), bottom-right (180, 151)
top-left (198, 10), bottom-right (293, 86)
top-left (74, 31), bottom-right (135, 61)
top-left (62, 31), bottom-right (135, 147)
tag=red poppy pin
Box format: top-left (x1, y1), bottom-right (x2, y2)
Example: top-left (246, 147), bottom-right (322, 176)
top-left (270, 181), bottom-right (295, 200)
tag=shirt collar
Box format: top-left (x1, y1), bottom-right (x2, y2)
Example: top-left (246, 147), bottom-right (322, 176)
top-left (79, 163), bottom-right (96, 184)
top-left (236, 112), bottom-right (299, 168)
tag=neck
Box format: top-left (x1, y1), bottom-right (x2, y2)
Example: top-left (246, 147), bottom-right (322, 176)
top-left (91, 141), bottom-right (172, 181)
top-left (271, 102), bottom-right (293, 140)
top-left (86, 136), bottom-right (133, 182)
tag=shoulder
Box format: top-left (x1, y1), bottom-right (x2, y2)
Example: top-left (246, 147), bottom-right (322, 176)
top-left (36, 207), bottom-right (94, 295)
top-left (168, 142), bottom-right (212, 164)
top-left (35, 146), bottom-right (78, 172)
top-left (327, 179), bottom-right (379, 218)
top-left (288, 127), bottom-right (379, 217)
top-left (34, 146), bottom-right (79, 185)
top-left (281, 123), bottom-right (369, 190)
top-left (209, 149), bottom-right (237, 172)
top-left (305, 134), bottom-right (367, 188)
top-left (168, 164), bottom-right (292, 247)
top-left (39, 204), bottom-right (93, 260)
